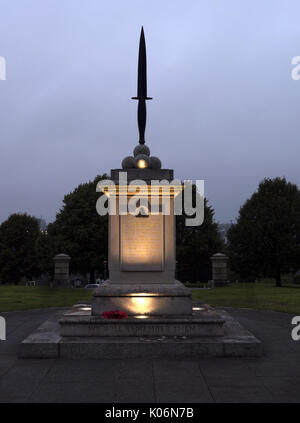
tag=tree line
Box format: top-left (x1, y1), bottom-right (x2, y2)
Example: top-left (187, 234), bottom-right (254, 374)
top-left (0, 175), bottom-right (299, 287)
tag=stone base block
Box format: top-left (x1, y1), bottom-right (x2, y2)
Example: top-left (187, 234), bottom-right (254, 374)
top-left (59, 308), bottom-right (225, 338)
top-left (19, 308), bottom-right (262, 359)
top-left (92, 281), bottom-right (192, 316)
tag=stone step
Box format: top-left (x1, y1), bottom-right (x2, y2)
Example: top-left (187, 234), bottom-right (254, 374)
top-left (59, 312), bottom-right (225, 338)
top-left (19, 309), bottom-right (262, 359)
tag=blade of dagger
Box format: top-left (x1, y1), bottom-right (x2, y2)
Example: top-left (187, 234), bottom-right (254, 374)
top-left (132, 27), bottom-right (152, 145)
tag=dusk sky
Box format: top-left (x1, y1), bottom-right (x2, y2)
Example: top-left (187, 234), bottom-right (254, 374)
top-left (0, 0), bottom-right (300, 224)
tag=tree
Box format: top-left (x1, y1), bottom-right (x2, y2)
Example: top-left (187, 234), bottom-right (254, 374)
top-left (176, 184), bottom-right (224, 282)
top-left (227, 177), bottom-right (300, 287)
top-left (0, 213), bottom-right (40, 284)
top-left (35, 230), bottom-right (54, 277)
top-left (45, 175), bottom-right (109, 282)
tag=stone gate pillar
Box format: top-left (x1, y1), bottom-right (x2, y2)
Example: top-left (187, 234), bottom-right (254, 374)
top-left (211, 253), bottom-right (229, 287)
top-left (53, 254), bottom-right (71, 287)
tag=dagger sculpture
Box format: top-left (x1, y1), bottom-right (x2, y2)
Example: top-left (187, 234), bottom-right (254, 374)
top-left (132, 27), bottom-right (152, 145)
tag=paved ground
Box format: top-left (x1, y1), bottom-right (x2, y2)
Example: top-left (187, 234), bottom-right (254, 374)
top-left (0, 307), bottom-right (299, 403)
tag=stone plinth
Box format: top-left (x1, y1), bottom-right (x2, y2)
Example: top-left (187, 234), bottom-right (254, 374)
top-left (107, 168), bottom-right (180, 286)
top-left (92, 282), bottom-right (192, 316)
top-left (211, 253), bottom-right (229, 287)
top-left (92, 167), bottom-right (186, 318)
top-left (53, 254), bottom-right (71, 287)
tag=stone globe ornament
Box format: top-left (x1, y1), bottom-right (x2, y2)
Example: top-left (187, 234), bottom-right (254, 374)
top-left (122, 153), bottom-right (162, 169)
top-left (134, 154), bottom-right (150, 169)
top-left (149, 156), bottom-right (162, 170)
top-left (134, 144), bottom-right (150, 157)
top-left (122, 156), bottom-right (135, 169)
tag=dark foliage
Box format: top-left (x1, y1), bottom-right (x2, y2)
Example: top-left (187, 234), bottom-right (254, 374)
top-left (227, 177), bottom-right (300, 287)
top-left (176, 184), bottom-right (224, 282)
top-left (0, 213), bottom-right (40, 284)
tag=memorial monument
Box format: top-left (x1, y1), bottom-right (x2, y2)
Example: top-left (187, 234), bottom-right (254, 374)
top-left (20, 28), bottom-right (262, 358)
top-left (92, 29), bottom-right (190, 316)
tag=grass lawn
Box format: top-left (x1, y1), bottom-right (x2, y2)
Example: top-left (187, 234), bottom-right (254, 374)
top-left (0, 285), bottom-right (93, 312)
top-left (192, 282), bottom-right (300, 315)
top-left (0, 283), bottom-right (299, 314)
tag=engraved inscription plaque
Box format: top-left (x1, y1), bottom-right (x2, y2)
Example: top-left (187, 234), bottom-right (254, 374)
top-left (120, 214), bottom-right (164, 271)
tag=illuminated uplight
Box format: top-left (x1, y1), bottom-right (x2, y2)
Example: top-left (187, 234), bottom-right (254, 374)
top-left (80, 307), bottom-right (92, 311)
top-left (134, 315), bottom-right (149, 319)
top-left (137, 159), bottom-right (147, 169)
top-left (127, 293), bottom-right (155, 315)
top-left (193, 307), bottom-right (205, 311)
top-left (132, 293), bottom-right (155, 297)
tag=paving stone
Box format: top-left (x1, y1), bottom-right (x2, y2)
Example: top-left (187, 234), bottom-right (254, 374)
top-left (261, 377), bottom-right (300, 403)
top-left (247, 359), bottom-right (300, 377)
top-left (28, 381), bottom-right (118, 403)
top-left (198, 358), bottom-right (255, 379)
top-left (114, 359), bottom-right (154, 380)
top-left (0, 359), bottom-right (16, 377)
top-left (116, 378), bottom-right (156, 403)
top-left (0, 376), bottom-right (41, 400)
top-left (155, 376), bottom-right (213, 403)
top-left (3, 359), bottom-right (54, 380)
top-left (209, 384), bottom-right (275, 403)
top-left (45, 359), bottom-right (120, 383)
top-left (153, 359), bottom-right (202, 379)
top-left (0, 397), bottom-right (29, 403)
top-left (1, 307), bottom-right (300, 403)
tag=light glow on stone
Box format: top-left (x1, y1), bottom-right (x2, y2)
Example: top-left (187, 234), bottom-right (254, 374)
top-left (130, 296), bottom-right (152, 314)
top-left (127, 293), bottom-right (156, 315)
top-left (137, 159), bottom-right (147, 169)
top-left (131, 293), bottom-right (155, 296)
